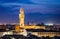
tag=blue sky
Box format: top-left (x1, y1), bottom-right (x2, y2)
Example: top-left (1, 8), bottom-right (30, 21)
top-left (0, 0), bottom-right (60, 24)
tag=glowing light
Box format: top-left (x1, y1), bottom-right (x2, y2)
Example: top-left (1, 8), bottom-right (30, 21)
top-left (20, 29), bottom-right (27, 36)
top-left (45, 23), bottom-right (53, 26)
top-left (2, 32), bottom-right (13, 36)
top-left (10, 37), bottom-right (15, 39)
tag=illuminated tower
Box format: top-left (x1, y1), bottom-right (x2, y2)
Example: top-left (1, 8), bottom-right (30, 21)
top-left (19, 8), bottom-right (24, 26)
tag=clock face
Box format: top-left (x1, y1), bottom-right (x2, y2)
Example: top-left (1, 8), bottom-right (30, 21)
top-left (19, 14), bottom-right (24, 18)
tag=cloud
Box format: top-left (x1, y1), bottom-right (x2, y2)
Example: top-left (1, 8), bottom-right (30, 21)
top-left (31, 0), bottom-right (60, 4)
top-left (0, 0), bottom-right (60, 14)
top-left (0, 0), bottom-right (34, 4)
top-left (0, 0), bottom-right (60, 24)
top-left (31, 0), bottom-right (60, 8)
top-left (0, 3), bottom-right (45, 13)
top-left (25, 13), bottom-right (60, 24)
top-left (0, 2), bottom-right (60, 14)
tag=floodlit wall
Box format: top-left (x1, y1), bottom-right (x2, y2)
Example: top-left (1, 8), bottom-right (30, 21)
top-left (31, 32), bottom-right (60, 37)
top-left (15, 25), bottom-right (46, 30)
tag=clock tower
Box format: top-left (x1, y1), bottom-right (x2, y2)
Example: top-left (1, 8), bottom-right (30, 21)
top-left (19, 8), bottom-right (24, 26)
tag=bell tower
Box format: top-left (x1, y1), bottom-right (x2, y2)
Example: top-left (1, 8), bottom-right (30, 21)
top-left (19, 8), bottom-right (24, 26)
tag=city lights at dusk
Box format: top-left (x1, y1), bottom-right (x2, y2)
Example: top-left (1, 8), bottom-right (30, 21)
top-left (0, 0), bottom-right (60, 39)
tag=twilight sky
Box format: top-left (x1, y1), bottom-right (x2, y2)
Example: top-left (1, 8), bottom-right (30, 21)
top-left (0, 0), bottom-right (60, 24)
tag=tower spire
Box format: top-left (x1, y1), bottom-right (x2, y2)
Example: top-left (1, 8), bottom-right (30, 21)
top-left (19, 8), bottom-right (24, 26)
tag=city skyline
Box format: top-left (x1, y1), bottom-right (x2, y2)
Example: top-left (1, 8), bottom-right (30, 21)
top-left (0, 0), bottom-right (60, 24)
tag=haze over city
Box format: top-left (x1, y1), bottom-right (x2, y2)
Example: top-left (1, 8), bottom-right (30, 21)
top-left (0, 0), bottom-right (60, 24)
